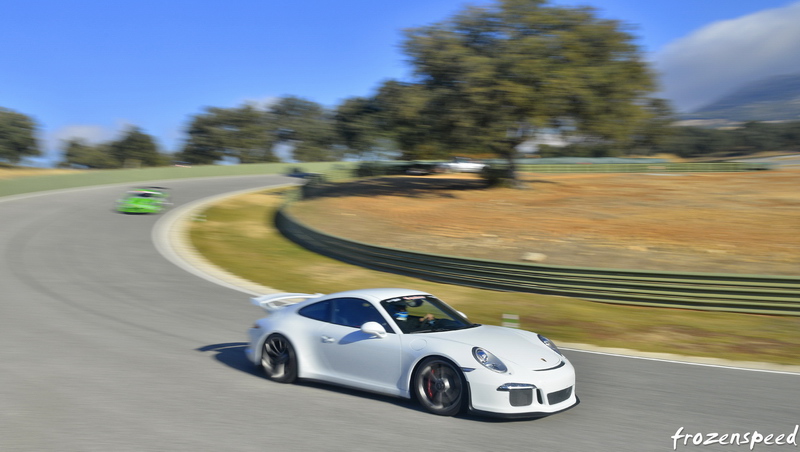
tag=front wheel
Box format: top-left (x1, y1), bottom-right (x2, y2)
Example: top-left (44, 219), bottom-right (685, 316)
top-left (413, 357), bottom-right (465, 416)
top-left (260, 334), bottom-right (298, 383)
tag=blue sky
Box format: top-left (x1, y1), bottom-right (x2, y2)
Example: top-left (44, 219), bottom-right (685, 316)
top-left (3, 0), bottom-right (800, 165)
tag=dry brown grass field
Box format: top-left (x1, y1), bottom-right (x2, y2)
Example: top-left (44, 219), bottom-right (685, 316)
top-left (288, 169), bottom-right (800, 276)
top-left (0, 167), bottom-right (80, 179)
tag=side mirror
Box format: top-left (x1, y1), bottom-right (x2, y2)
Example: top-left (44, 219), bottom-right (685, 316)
top-left (361, 321), bottom-right (387, 338)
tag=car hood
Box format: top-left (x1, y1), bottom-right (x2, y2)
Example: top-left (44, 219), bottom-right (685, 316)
top-left (420, 325), bottom-right (564, 371)
top-left (125, 198), bottom-right (157, 204)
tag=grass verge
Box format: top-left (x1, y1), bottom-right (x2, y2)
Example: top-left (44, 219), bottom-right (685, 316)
top-left (190, 188), bottom-right (800, 366)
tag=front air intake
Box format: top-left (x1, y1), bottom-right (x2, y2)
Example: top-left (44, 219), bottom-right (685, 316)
top-left (547, 386), bottom-right (573, 405)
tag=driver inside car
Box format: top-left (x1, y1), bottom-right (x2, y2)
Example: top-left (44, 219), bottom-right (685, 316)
top-left (387, 301), bottom-right (435, 333)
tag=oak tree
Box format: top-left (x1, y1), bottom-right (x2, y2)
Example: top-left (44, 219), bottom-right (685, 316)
top-left (0, 108), bottom-right (41, 164)
top-left (396, 0), bottom-right (667, 179)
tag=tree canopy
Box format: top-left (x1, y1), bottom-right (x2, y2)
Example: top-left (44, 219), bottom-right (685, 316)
top-left (386, 0), bottom-right (668, 164)
top-left (270, 97), bottom-right (339, 162)
top-left (0, 108), bottom-right (41, 164)
top-left (109, 126), bottom-right (163, 167)
top-left (178, 96), bottom-right (341, 164)
top-left (59, 127), bottom-right (166, 169)
top-left (61, 139), bottom-right (118, 169)
top-left (178, 105), bottom-right (276, 164)
top-left (653, 120), bottom-right (800, 159)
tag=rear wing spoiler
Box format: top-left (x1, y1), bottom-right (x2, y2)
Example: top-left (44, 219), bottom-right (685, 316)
top-left (251, 292), bottom-right (323, 314)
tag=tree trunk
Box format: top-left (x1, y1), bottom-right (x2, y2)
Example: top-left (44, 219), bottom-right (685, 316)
top-left (492, 139), bottom-right (525, 188)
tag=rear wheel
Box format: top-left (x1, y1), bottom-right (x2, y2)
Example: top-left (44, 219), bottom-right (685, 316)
top-left (260, 334), bottom-right (297, 383)
top-left (413, 357), bottom-right (465, 416)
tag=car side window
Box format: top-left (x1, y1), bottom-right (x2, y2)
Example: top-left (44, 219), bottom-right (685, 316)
top-left (331, 298), bottom-right (392, 331)
top-left (298, 300), bottom-right (331, 322)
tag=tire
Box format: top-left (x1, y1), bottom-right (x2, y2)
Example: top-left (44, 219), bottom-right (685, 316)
top-left (260, 334), bottom-right (298, 383)
top-left (413, 357), bottom-right (465, 416)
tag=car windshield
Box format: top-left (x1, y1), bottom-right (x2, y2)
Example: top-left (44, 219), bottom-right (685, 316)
top-left (380, 295), bottom-right (477, 334)
top-left (129, 190), bottom-right (162, 198)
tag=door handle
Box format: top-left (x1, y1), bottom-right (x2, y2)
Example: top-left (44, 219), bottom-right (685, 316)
top-left (321, 336), bottom-right (335, 343)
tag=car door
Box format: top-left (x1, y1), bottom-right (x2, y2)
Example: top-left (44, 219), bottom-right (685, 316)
top-left (316, 297), bottom-right (404, 395)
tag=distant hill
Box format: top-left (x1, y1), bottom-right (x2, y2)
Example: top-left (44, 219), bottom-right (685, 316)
top-left (679, 73), bottom-right (800, 123)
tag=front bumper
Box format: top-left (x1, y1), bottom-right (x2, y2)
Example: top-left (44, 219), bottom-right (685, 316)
top-left (117, 205), bottom-right (160, 213)
top-left (465, 359), bottom-right (578, 417)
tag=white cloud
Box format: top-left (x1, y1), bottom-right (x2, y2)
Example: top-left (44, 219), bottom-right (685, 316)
top-left (48, 119), bottom-right (140, 147)
top-left (50, 124), bottom-right (116, 146)
top-left (38, 122), bottom-right (135, 166)
top-left (240, 96), bottom-right (282, 110)
top-left (654, 1), bottom-right (800, 112)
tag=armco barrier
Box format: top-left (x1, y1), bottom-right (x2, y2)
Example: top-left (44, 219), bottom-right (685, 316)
top-left (353, 161), bottom-right (773, 177)
top-left (514, 162), bottom-right (772, 173)
top-left (275, 207), bottom-right (800, 316)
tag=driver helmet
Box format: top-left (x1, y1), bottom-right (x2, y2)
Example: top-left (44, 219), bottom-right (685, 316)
top-left (388, 301), bottom-right (409, 321)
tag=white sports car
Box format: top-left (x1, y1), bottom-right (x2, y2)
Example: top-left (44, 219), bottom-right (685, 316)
top-left (245, 288), bottom-right (578, 418)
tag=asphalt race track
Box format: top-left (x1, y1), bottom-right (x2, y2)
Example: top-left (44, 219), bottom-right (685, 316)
top-left (1, 175), bottom-right (797, 452)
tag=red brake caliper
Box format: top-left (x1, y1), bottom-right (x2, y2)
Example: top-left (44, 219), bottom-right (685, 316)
top-left (426, 367), bottom-right (436, 398)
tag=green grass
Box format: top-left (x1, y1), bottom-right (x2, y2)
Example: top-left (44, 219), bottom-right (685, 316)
top-left (190, 188), bottom-right (800, 366)
top-left (0, 162), bottom-right (356, 197)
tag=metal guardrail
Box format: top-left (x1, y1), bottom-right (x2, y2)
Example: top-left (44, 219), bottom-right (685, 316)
top-left (353, 161), bottom-right (773, 177)
top-left (514, 162), bottom-right (773, 173)
top-left (275, 207), bottom-right (800, 316)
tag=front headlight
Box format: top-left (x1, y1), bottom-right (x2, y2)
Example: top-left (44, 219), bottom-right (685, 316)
top-left (538, 334), bottom-right (562, 355)
top-left (472, 347), bottom-right (507, 373)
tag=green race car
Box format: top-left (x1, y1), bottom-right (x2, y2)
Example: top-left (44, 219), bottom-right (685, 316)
top-left (115, 187), bottom-right (171, 214)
